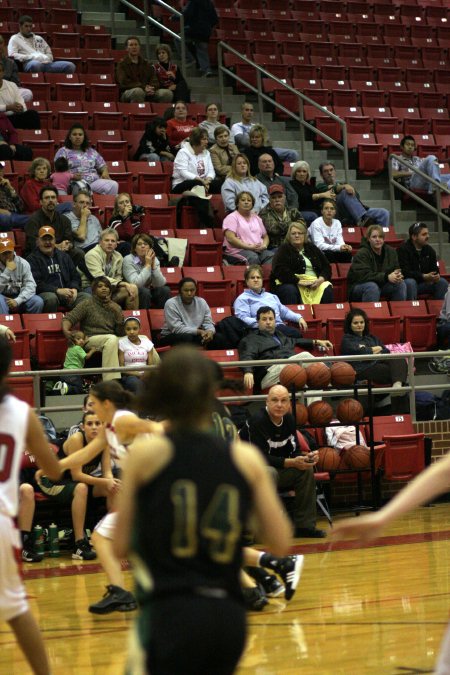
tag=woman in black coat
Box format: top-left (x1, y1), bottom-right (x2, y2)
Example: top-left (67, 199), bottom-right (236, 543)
top-left (270, 221), bottom-right (333, 305)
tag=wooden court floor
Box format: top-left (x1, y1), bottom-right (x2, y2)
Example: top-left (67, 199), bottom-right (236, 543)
top-left (2, 504), bottom-right (450, 674)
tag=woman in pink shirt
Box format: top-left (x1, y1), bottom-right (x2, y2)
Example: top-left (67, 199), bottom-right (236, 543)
top-left (222, 190), bottom-right (275, 265)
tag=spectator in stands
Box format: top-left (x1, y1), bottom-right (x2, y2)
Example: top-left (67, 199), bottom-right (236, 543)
top-left (50, 156), bottom-right (75, 195)
top-left (119, 316), bottom-right (160, 392)
top-left (0, 113), bottom-right (32, 164)
top-left (316, 162), bottom-right (390, 227)
top-left (199, 102), bottom-right (233, 145)
top-left (166, 101), bottom-right (198, 152)
top-left (133, 116), bottom-right (174, 162)
top-left (223, 191), bottom-right (273, 265)
top-left (347, 224), bottom-right (407, 302)
top-left (62, 277), bottom-right (124, 381)
top-left (159, 276), bottom-right (226, 347)
top-left (391, 135), bottom-right (450, 195)
top-left (0, 161), bottom-right (28, 228)
top-left (245, 125), bottom-right (284, 178)
top-left (221, 154), bottom-right (269, 214)
top-left (238, 306), bottom-right (332, 391)
top-left (209, 125), bottom-right (239, 182)
top-left (398, 222), bottom-right (448, 301)
top-left (27, 226), bottom-right (90, 312)
top-left (54, 124), bottom-right (119, 196)
top-left (54, 330), bottom-right (97, 395)
top-left (341, 308), bottom-right (408, 412)
top-left (290, 160), bottom-right (330, 225)
top-left (153, 43), bottom-right (190, 103)
top-left (234, 264), bottom-right (307, 337)
top-left (24, 186), bottom-right (84, 270)
top-left (122, 233), bottom-right (171, 310)
top-left (66, 189), bottom-right (102, 253)
top-left (270, 222), bottom-right (334, 305)
top-left (172, 126), bottom-right (220, 195)
top-left (116, 36), bottom-right (171, 104)
top-left (0, 236), bottom-right (43, 313)
top-left (0, 62), bottom-right (39, 129)
top-left (108, 192), bottom-right (144, 256)
top-left (240, 384), bottom-right (325, 538)
top-left (255, 154), bottom-right (298, 210)
top-left (259, 184), bottom-right (305, 250)
top-left (308, 199), bottom-right (353, 263)
top-left (20, 158), bottom-right (71, 215)
top-left (8, 15), bottom-right (76, 73)
top-left (84, 229), bottom-right (139, 310)
top-left (0, 34), bottom-right (32, 103)
top-left (182, 0), bottom-right (218, 77)
top-left (231, 100), bottom-right (299, 163)
top-left (436, 286), bottom-right (450, 349)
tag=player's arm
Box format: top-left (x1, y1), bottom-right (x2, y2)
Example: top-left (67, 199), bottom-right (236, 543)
top-left (114, 414), bottom-right (164, 444)
top-left (331, 452), bottom-right (450, 543)
top-left (113, 436), bottom-right (172, 559)
top-left (58, 429), bottom-right (107, 472)
top-left (232, 439), bottom-right (292, 556)
top-left (26, 409), bottom-right (61, 481)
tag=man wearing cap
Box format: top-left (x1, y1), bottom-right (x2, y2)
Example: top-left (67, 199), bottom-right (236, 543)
top-left (255, 154), bottom-right (299, 210)
top-left (259, 184), bottom-right (306, 250)
top-left (27, 226), bottom-right (90, 312)
top-left (24, 186), bottom-right (86, 269)
top-left (0, 237), bottom-right (43, 313)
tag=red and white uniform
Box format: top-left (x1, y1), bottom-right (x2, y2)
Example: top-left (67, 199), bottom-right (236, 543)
top-left (0, 395), bottom-right (30, 621)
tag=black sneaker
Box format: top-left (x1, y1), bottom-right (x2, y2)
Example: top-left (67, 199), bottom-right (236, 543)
top-left (271, 555), bottom-right (304, 601)
top-left (72, 537), bottom-right (97, 561)
top-left (89, 585), bottom-right (137, 614)
top-left (242, 586), bottom-right (268, 611)
top-left (22, 547), bottom-right (44, 563)
top-left (245, 567), bottom-right (285, 598)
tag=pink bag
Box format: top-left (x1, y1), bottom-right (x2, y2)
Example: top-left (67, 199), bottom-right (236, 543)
top-left (384, 341), bottom-right (415, 370)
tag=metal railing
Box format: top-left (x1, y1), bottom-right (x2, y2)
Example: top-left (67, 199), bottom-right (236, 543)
top-left (111, 0), bottom-right (188, 76)
top-left (217, 41), bottom-right (350, 182)
top-left (388, 154), bottom-right (450, 259)
top-left (9, 349), bottom-right (448, 423)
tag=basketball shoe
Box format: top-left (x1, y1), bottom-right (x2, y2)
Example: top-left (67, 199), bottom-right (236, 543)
top-left (73, 537), bottom-right (97, 561)
top-left (89, 586), bottom-right (138, 614)
top-left (271, 554), bottom-right (304, 601)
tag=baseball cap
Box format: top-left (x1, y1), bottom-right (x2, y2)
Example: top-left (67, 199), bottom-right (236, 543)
top-left (268, 183), bottom-right (285, 195)
top-left (38, 226), bottom-right (56, 238)
top-left (0, 237), bottom-right (14, 252)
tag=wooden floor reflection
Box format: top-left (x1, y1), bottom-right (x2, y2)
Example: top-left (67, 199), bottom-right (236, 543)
top-left (2, 504), bottom-right (450, 674)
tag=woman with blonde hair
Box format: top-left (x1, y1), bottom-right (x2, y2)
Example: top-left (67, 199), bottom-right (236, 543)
top-left (270, 221), bottom-right (333, 304)
top-left (244, 124), bottom-right (283, 177)
top-left (289, 160), bottom-right (331, 225)
top-left (221, 153), bottom-right (269, 213)
top-left (108, 192), bottom-right (144, 256)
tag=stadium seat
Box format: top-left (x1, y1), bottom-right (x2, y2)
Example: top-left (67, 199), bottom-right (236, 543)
top-left (404, 314), bottom-right (437, 351)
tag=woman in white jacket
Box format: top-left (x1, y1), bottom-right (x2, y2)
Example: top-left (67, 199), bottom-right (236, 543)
top-left (172, 127), bottom-right (221, 194)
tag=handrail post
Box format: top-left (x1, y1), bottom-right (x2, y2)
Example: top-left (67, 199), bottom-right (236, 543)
top-left (110, 0), bottom-right (116, 39)
top-left (218, 44), bottom-right (224, 113)
top-left (436, 188), bottom-right (443, 260)
top-left (298, 96), bottom-right (305, 160)
top-left (143, 0), bottom-right (150, 60)
top-left (256, 70), bottom-right (263, 126)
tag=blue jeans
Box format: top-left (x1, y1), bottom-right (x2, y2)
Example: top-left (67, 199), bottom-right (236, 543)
top-left (0, 293), bottom-right (44, 313)
top-left (300, 210), bottom-right (319, 225)
top-left (274, 148), bottom-right (299, 163)
top-left (406, 277), bottom-right (449, 300)
top-left (24, 60), bottom-right (75, 73)
top-left (350, 280), bottom-right (407, 301)
top-left (337, 190), bottom-right (390, 226)
top-left (0, 213), bottom-right (29, 229)
top-left (409, 155), bottom-right (450, 194)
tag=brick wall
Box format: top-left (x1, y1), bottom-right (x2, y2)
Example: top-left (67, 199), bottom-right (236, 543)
top-left (329, 420), bottom-right (450, 510)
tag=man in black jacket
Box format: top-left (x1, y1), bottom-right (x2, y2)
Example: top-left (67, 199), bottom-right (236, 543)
top-left (398, 222), bottom-right (448, 301)
top-left (28, 226), bottom-right (90, 312)
top-left (240, 384), bottom-right (325, 538)
top-left (238, 306), bottom-right (332, 390)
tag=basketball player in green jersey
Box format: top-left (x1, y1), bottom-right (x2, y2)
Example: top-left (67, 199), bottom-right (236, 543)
top-left (113, 346), bottom-right (293, 675)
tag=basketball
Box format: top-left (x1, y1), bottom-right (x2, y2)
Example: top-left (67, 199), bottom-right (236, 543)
top-left (279, 364), bottom-right (307, 390)
top-left (306, 362), bottom-right (331, 389)
top-left (307, 400), bottom-right (334, 426)
top-left (317, 446), bottom-right (342, 471)
top-left (295, 402), bottom-right (309, 426)
top-left (344, 444), bottom-right (370, 469)
top-left (330, 362), bottom-right (356, 387)
top-left (336, 398), bottom-right (364, 424)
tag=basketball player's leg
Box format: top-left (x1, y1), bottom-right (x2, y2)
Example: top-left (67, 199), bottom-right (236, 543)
top-left (9, 610), bottom-right (50, 675)
top-left (435, 622), bottom-right (450, 674)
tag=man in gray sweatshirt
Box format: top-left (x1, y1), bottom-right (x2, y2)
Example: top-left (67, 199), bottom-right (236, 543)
top-left (0, 237), bottom-right (43, 313)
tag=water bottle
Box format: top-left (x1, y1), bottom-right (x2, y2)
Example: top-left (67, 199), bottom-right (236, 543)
top-left (33, 525), bottom-right (45, 555)
top-left (48, 523), bottom-right (60, 558)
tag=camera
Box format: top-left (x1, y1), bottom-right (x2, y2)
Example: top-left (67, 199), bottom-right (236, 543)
top-left (132, 204), bottom-right (145, 215)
